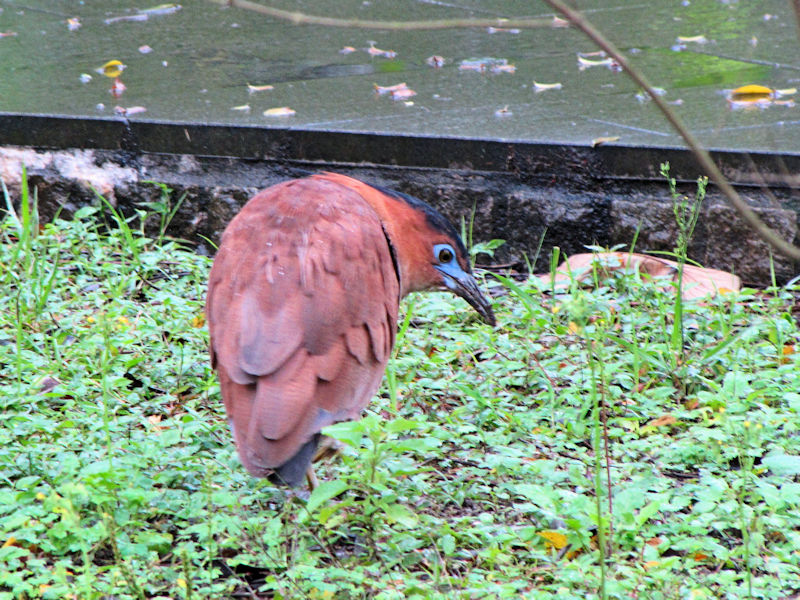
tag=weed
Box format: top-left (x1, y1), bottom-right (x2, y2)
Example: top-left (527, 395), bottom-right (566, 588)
top-left (1, 180), bottom-right (799, 598)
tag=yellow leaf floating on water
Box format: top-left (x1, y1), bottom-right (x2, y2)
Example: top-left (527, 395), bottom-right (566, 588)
top-left (533, 81), bottom-right (562, 92)
top-left (577, 55), bottom-right (620, 71)
top-left (727, 85), bottom-right (796, 109)
top-left (730, 84), bottom-right (774, 100)
top-left (676, 35), bottom-right (708, 44)
top-left (96, 60), bottom-right (126, 78)
top-left (538, 530), bottom-right (568, 550)
top-left (263, 107), bottom-right (296, 117)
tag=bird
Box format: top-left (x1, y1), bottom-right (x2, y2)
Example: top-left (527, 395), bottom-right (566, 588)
top-left (206, 172), bottom-right (495, 487)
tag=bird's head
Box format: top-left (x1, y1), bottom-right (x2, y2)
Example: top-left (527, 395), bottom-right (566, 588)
top-left (313, 173), bottom-right (496, 326)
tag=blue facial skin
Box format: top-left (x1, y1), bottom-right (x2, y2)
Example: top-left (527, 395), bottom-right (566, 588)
top-left (432, 243), bottom-right (496, 326)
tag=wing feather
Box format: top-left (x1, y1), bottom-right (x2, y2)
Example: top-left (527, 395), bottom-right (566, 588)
top-left (206, 177), bottom-right (400, 479)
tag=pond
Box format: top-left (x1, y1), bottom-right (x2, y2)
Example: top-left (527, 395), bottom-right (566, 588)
top-left (0, 0), bottom-right (798, 152)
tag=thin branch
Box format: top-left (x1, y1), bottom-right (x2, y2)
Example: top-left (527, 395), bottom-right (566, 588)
top-left (541, 0), bottom-right (800, 261)
top-left (794, 0), bottom-right (800, 42)
top-left (211, 0), bottom-right (799, 260)
top-left (208, 0), bottom-right (552, 30)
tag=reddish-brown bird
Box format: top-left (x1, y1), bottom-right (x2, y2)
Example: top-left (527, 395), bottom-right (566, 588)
top-left (206, 173), bottom-right (495, 487)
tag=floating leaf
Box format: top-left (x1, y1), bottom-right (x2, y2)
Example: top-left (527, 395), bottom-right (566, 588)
top-left (105, 3), bottom-right (181, 23)
top-left (730, 84), bottom-right (774, 100)
top-left (230, 104), bottom-right (251, 112)
top-left (374, 82), bottom-right (409, 96)
top-left (109, 78), bottom-right (126, 98)
top-left (486, 26), bottom-right (520, 34)
top-left (263, 107), bottom-right (296, 117)
top-left (677, 35), bottom-right (708, 43)
top-left (113, 105), bottom-right (147, 116)
top-left (425, 55), bottom-right (445, 68)
top-left (592, 136), bottom-right (619, 147)
top-left (490, 63), bottom-right (516, 74)
top-left (339, 46), bottom-right (356, 54)
top-left (104, 14), bottom-right (149, 24)
top-left (366, 43), bottom-right (396, 58)
top-left (533, 81), bottom-right (562, 92)
top-left (373, 82), bottom-right (416, 101)
top-left (247, 84), bottom-right (274, 94)
top-left (139, 3), bottom-right (182, 16)
top-left (96, 60), bottom-right (126, 78)
top-left (391, 87), bottom-right (416, 100)
top-left (578, 55), bottom-right (619, 71)
top-left (460, 57), bottom-right (512, 73)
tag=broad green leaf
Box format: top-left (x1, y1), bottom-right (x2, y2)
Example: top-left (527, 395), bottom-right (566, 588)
top-left (385, 418), bottom-right (423, 434)
top-left (323, 421), bottom-right (365, 448)
top-left (306, 480), bottom-right (349, 514)
top-left (762, 454), bottom-right (800, 476)
top-left (440, 534), bottom-right (455, 555)
top-left (383, 503), bottom-right (418, 528)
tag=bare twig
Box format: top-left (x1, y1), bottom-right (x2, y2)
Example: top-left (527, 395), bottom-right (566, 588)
top-left (541, 0), bottom-right (800, 261)
top-left (793, 0), bottom-right (800, 41)
top-left (207, 0), bottom-right (551, 30)
top-left (209, 0), bottom-right (800, 260)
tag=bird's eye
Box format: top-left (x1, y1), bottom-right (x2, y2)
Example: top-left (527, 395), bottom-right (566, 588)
top-left (435, 245), bottom-right (454, 264)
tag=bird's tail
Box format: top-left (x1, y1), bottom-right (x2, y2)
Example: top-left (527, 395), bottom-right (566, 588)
top-left (268, 433), bottom-right (321, 487)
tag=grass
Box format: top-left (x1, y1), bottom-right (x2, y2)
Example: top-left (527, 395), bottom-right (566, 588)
top-left (1, 188), bottom-right (800, 599)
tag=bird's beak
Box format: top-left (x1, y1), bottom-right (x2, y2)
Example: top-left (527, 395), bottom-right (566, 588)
top-left (435, 263), bottom-right (496, 326)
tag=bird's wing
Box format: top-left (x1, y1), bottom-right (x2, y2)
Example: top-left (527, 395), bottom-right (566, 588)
top-left (206, 178), bottom-right (399, 475)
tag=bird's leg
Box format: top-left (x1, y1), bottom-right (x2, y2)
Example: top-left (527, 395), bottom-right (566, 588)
top-left (305, 466), bottom-right (319, 490)
top-left (313, 435), bottom-right (344, 462)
